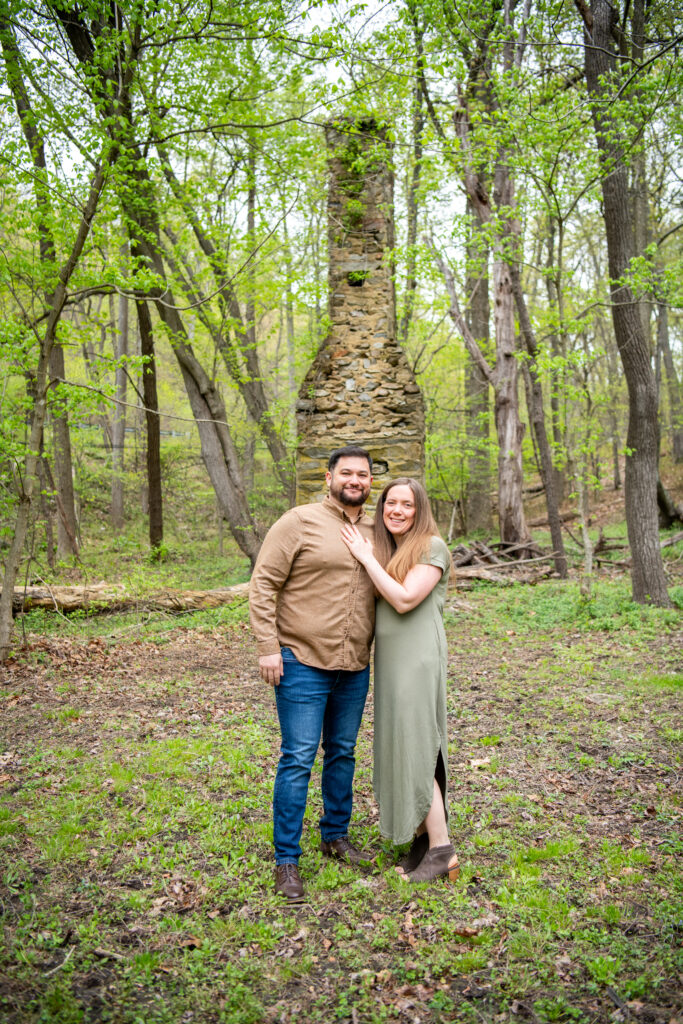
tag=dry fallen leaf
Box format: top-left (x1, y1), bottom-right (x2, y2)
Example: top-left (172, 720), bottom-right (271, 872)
top-left (469, 758), bottom-right (491, 770)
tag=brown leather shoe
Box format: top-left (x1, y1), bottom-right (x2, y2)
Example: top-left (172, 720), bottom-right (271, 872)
top-left (320, 837), bottom-right (373, 866)
top-left (275, 862), bottom-right (304, 901)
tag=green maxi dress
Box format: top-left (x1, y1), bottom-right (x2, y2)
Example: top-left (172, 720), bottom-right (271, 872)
top-left (373, 535), bottom-right (451, 845)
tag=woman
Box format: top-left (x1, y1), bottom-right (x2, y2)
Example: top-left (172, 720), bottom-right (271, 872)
top-left (340, 478), bottom-right (458, 883)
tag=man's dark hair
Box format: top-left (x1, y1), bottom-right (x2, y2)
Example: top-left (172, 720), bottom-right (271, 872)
top-left (328, 446), bottom-right (373, 473)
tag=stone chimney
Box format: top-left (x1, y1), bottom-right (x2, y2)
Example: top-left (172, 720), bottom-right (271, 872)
top-left (296, 117), bottom-right (425, 506)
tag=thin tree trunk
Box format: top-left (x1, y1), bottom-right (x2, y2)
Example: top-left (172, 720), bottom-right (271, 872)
top-left (545, 219), bottom-right (567, 503)
top-left (576, 462), bottom-right (594, 599)
top-left (136, 299), bottom-right (163, 551)
top-left (510, 265), bottom-right (568, 577)
top-left (492, 255), bottom-right (530, 547)
top-left (581, 0), bottom-right (670, 605)
top-left (603, 324), bottom-right (623, 489)
top-left (282, 213), bottom-right (297, 440)
top-left (38, 453), bottom-right (56, 570)
top-left (630, 0), bottom-right (652, 347)
top-left (398, 7), bottom-right (424, 348)
top-left (464, 198), bottom-right (492, 534)
top-left (48, 343), bottom-right (79, 557)
top-left (111, 250), bottom-right (128, 529)
top-left (658, 299), bottom-right (683, 462)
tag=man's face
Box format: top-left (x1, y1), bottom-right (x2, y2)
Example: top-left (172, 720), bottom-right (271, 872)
top-left (326, 456), bottom-right (373, 508)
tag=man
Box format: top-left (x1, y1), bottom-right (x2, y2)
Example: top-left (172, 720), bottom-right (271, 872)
top-left (249, 446), bottom-right (375, 901)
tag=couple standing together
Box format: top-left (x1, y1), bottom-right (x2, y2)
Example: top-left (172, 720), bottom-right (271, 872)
top-left (249, 446), bottom-right (459, 901)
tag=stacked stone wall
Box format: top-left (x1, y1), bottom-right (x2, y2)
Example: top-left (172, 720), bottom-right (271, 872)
top-left (296, 117), bottom-right (425, 506)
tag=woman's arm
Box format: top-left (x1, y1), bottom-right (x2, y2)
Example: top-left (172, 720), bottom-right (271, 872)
top-left (340, 524), bottom-right (442, 614)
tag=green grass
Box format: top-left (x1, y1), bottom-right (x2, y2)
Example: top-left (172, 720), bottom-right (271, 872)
top-left (1, 567), bottom-right (681, 1023)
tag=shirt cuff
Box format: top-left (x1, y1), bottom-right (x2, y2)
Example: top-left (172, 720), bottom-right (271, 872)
top-left (257, 638), bottom-right (281, 657)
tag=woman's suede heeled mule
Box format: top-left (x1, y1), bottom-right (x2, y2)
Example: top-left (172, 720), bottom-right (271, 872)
top-left (397, 832), bottom-right (429, 873)
top-left (401, 844), bottom-right (459, 883)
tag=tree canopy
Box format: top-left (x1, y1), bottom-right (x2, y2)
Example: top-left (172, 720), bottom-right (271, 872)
top-left (1, 0), bottom-right (682, 653)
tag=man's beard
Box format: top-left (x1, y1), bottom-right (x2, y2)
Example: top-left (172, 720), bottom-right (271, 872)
top-left (330, 481), bottom-right (369, 507)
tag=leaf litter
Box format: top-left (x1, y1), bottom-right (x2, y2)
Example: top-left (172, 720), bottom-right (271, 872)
top-left (0, 584), bottom-right (681, 1024)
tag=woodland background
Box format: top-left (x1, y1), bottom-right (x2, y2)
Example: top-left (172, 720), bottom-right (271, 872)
top-left (1, 0), bottom-right (682, 643)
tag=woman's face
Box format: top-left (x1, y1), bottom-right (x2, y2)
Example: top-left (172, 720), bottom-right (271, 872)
top-left (383, 484), bottom-right (416, 539)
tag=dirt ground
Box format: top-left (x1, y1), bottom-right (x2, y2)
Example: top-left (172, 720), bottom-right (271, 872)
top-left (1, 580), bottom-right (681, 1024)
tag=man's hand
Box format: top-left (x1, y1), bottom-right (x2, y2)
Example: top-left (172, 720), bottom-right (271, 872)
top-left (259, 652), bottom-right (283, 687)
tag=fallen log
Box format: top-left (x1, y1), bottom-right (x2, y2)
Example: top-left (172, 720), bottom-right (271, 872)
top-left (452, 565), bottom-right (555, 588)
top-left (528, 511), bottom-right (577, 528)
top-left (451, 541), bottom-right (505, 567)
top-left (10, 581), bottom-right (250, 615)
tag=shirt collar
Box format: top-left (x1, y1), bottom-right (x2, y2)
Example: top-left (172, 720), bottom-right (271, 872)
top-left (323, 494), bottom-right (367, 524)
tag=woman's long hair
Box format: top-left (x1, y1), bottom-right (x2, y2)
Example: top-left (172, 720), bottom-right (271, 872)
top-left (374, 478), bottom-right (439, 582)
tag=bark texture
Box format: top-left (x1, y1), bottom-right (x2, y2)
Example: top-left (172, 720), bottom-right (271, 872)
top-left (581, 0), bottom-right (670, 605)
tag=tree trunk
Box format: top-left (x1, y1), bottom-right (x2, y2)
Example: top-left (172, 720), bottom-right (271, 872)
top-left (136, 299), bottom-right (163, 551)
top-left (464, 198), bottom-right (492, 534)
top-left (492, 256), bottom-right (530, 547)
top-left (582, 0), bottom-right (670, 606)
top-left (110, 248), bottom-right (128, 529)
top-left (510, 265), bottom-right (568, 577)
top-left (398, 8), bottom-right (424, 348)
top-left (630, 0), bottom-right (652, 347)
top-left (38, 453), bottom-right (56, 570)
top-left (48, 343), bottom-right (79, 557)
top-left (658, 299), bottom-right (683, 462)
top-left (282, 212), bottom-right (297, 440)
top-left (544, 219), bottom-right (567, 503)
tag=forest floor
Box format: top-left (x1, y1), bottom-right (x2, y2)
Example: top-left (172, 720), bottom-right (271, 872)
top-left (1, 569), bottom-right (682, 1024)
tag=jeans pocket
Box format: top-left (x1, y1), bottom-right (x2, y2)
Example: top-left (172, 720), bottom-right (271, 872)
top-left (280, 646), bottom-right (296, 662)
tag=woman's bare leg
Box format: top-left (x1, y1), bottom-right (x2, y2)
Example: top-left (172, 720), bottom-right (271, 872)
top-left (396, 779), bottom-right (452, 874)
top-left (424, 778), bottom-right (449, 848)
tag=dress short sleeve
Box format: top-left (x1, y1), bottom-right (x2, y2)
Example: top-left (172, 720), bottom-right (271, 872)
top-left (419, 535), bottom-right (451, 579)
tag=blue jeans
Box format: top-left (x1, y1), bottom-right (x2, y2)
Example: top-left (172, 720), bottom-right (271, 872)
top-left (273, 647), bottom-right (370, 864)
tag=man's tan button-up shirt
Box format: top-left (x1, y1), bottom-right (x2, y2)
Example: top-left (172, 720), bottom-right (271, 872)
top-left (249, 496), bottom-right (375, 671)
